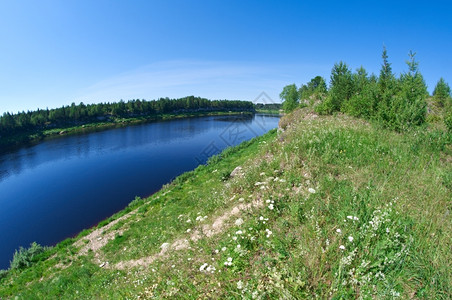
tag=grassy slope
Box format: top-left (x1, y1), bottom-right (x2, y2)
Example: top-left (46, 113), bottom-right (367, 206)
top-left (1, 108), bottom-right (451, 299)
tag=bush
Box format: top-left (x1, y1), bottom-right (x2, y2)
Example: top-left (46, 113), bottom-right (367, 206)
top-left (0, 269), bottom-right (8, 280)
top-left (342, 83), bottom-right (378, 119)
top-left (314, 95), bottom-right (335, 115)
top-left (128, 196), bottom-right (144, 208)
top-left (10, 242), bottom-right (46, 270)
top-left (445, 110), bottom-right (452, 132)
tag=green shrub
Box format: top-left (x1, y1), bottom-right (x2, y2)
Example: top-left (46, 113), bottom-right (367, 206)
top-left (10, 242), bottom-right (46, 270)
top-left (314, 94), bottom-right (335, 115)
top-left (444, 110), bottom-right (452, 132)
top-left (128, 196), bottom-right (144, 208)
top-left (0, 269), bottom-right (8, 280)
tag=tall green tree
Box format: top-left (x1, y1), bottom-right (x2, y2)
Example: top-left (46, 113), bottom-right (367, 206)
top-left (316, 61), bottom-right (352, 114)
top-left (385, 51), bottom-right (428, 130)
top-left (376, 47), bottom-right (398, 124)
top-left (280, 84), bottom-right (299, 112)
top-left (432, 78), bottom-right (451, 107)
top-left (299, 76), bottom-right (327, 100)
top-left (342, 67), bottom-right (378, 118)
top-left (378, 46), bottom-right (395, 93)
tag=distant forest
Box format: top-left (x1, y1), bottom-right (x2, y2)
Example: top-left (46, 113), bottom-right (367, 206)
top-left (0, 96), bottom-right (280, 138)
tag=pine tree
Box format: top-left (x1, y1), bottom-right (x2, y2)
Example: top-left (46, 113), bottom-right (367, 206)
top-left (377, 47), bottom-right (397, 125)
top-left (379, 46), bottom-right (394, 93)
top-left (433, 78), bottom-right (451, 107)
top-left (391, 51), bottom-right (428, 130)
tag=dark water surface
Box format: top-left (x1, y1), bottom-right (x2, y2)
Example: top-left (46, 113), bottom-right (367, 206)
top-left (0, 114), bottom-right (279, 269)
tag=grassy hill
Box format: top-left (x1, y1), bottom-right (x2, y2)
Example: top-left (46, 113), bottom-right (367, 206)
top-left (1, 108), bottom-right (451, 299)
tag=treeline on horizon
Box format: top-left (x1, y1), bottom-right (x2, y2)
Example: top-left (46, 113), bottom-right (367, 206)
top-left (0, 96), bottom-right (274, 137)
top-left (280, 47), bottom-right (452, 132)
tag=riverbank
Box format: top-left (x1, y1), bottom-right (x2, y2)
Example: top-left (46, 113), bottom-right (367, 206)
top-left (1, 108), bottom-right (451, 298)
top-left (0, 110), bottom-right (254, 151)
top-left (255, 109), bottom-right (283, 115)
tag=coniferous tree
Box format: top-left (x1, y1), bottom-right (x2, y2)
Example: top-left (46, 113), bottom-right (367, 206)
top-left (342, 67), bottom-right (377, 118)
top-left (316, 62), bottom-right (352, 114)
top-left (384, 51), bottom-right (428, 130)
top-left (376, 47), bottom-right (398, 125)
top-left (378, 46), bottom-right (395, 93)
top-left (433, 78), bottom-right (451, 107)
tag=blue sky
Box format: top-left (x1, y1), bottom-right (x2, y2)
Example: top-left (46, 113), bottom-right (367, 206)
top-left (0, 0), bottom-right (451, 114)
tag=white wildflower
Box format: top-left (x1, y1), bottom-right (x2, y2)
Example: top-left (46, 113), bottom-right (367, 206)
top-left (236, 230), bottom-right (243, 235)
top-left (268, 204), bottom-right (274, 210)
top-left (232, 236), bottom-right (237, 241)
top-left (237, 280), bottom-right (243, 289)
top-left (339, 245), bottom-right (346, 250)
top-left (308, 188), bottom-right (316, 194)
top-left (199, 263), bottom-right (208, 271)
top-left (265, 229), bottom-right (272, 238)
top-left (206, 265), bottom-right (216, 273)
top-left (224, 257), bottom-right (233, 266)
top-left (336, 228), bottom-right (342, 233)
top-left (348, 236), bottom-right (354, 242)
top-left (235, 218), bottom-right (244, 227)
top-left (221, 247), bottom-right (227, 252)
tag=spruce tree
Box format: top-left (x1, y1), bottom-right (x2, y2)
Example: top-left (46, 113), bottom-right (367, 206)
top-left (377, 47), bottom-right (397, 125)
top-left (433, 78), bottom-right (451, 107)
top-left (329, 61), bottom-right (353, 111)
top-left (392, 51), bottom-right (428, 130)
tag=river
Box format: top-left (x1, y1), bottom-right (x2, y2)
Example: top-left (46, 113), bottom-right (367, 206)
top-left (0, 113), bottom-right (279, 269)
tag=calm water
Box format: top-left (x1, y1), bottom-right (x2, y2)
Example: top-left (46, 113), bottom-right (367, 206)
top-left (0, 114), bottom-right (279, 269)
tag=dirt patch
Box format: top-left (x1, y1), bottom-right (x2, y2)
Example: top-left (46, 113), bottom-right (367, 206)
top-left (74, 211), bottom-right (135, 257)
top-left (112, 199), bottom-right (263, 270)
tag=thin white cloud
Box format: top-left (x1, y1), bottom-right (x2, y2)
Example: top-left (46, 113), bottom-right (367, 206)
top-left (73, 60), bottom-right (330, 105)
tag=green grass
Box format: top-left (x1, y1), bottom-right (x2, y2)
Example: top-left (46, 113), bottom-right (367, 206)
top-left (255, 109), bottom-right (283, 115)
top-left (1, 108), bottom-right (451, 299)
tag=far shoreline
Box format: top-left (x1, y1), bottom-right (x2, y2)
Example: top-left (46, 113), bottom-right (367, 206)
top-left (0, 110), bottom-right (282, 153)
